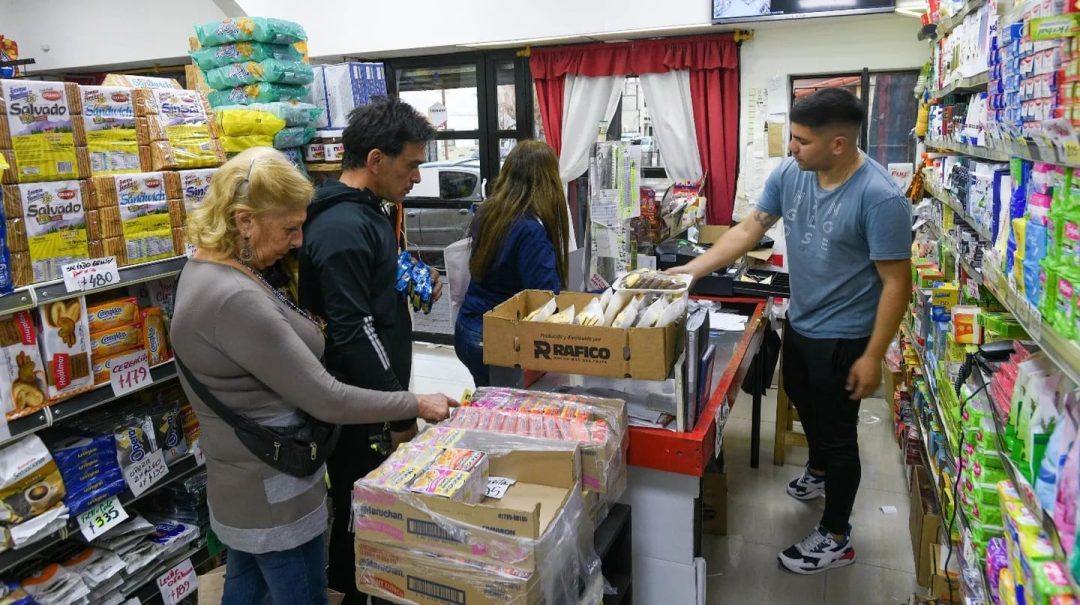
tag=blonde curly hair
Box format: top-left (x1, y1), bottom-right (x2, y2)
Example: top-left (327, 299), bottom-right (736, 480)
top-left (187, 147), bottom-right (313, 257)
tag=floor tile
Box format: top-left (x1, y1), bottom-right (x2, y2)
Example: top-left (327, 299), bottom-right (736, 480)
top-left (703, 535), bottom-right (826, 604)
top-left (846, 487), bottom-right (915, 573)
top-left (823, 563), bottom-right (919, 604)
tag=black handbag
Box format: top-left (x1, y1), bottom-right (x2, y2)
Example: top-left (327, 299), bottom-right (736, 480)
top-left (175, 355), bottom-right (340, 477)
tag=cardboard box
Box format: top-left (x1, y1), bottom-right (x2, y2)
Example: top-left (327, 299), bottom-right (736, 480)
top-left (929, 543), bottom-right (961, 602)
top-left (909, 465), bottom-right (941, 587)
top-left (353, 448), bottom-right (580, 573)
top-left (199, 566), bottom-right (344, 605)
top-left (483, 290), bottom-right (680, 380)
top-left (355, 541), bottom-right (542, 605)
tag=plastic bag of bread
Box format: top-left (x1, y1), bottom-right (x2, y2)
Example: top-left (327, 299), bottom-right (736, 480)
top-left (546, 305), bottom-right (575, 325)
top-left (523, 297), bottom-right (556, 322)
top-left (612, 295), bottom-right (644, 329)
top-left (603, 291), bottom-right (631, 327)
top-left (574, 298), bottom-right (605, 327)
top-left (656, 298), bottom-right (687, 328)
top-left (636, 297), bottom-right (667, 328)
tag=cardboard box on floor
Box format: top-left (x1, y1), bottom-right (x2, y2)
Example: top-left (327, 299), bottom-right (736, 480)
top-left (198, 566), bottom-right (345, 605)
top-left (909, 465), bottom-right (941, 587)
top-left (356, 540), bottom-right (544, 605)
top-left (484, 290), bottom-right (681, 380)
top-left (929, 543), bottom-right (961, 603)
top-left (353, 448), bottom-right (582, 573)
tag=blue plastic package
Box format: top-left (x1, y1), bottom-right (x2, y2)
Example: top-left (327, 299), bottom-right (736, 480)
top-left (1026, 219), bottom-right (1049, 263)
top-left (1036, 412), bottom-right (1076, 516)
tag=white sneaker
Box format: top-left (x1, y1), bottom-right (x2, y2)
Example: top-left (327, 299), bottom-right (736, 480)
top-left (777, 525), bottom-right (856, 575)
top-left (786, 465), bottom-right (826, 501)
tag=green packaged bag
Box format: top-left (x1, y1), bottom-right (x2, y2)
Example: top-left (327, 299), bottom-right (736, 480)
top-left (273, 126), bottom-right (316, 150)
top-left (190, 42), bottom-right (303, 70)
top-left (1052, 266), bottom-right (1080, 339)
top-left (194, 17), bottom-right (306, 46)
top-left (207, 83), bottom-right (309, 107)
top-left (205, 60), bottom-right (314, 90)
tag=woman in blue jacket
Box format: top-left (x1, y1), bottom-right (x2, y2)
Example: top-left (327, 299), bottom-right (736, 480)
top-left (455, 140), bottom-right (570, 386)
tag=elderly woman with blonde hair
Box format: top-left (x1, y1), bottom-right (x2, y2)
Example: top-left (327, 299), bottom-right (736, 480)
top-left (170, 147), bottom-right (456, 605)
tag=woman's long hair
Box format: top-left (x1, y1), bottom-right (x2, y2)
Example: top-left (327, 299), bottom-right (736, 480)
top-left (469, 140), bottom-right (569, 287)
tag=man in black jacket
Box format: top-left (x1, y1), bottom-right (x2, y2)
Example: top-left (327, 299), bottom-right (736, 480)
top-left (298, 97), bottom-right (441, 604)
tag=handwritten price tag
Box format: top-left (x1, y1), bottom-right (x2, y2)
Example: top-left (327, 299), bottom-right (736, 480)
top-left (124, 448), bottom-right (168, 497)
top-left (77, 496), bottom-right (129, 541)
top-left (485, 477), bottom-right (517, 500)
top-left (109, 349), bottom-right (152, 398)
top-left (61, 257), bottom-right (120, 293)
top-left (157, 558), bottom-right (197, 605)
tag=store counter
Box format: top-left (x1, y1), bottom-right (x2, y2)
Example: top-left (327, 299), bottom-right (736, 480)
top-left (489, 297), bottom-right (768, 605)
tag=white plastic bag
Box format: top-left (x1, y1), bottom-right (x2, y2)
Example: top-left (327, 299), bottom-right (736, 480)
top-left (445, 238), bottom-right (472, 323)
top-left (603, 291), bottom-right (631, 327)
top-left (547, 305), bottom-right (576, 324)
top-left (656, 299), bottom-right (687, 327)
top-left (575, 298), bottom-right (605, 326)
top-left (635, 298), bottom-right (667, 328)
top-left (612, 296), bottom-right (643, 329)
top-left (524, 297), bottom-right (557, 322)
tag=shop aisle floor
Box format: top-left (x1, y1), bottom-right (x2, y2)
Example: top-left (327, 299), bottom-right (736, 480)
top-left (409, 342), bottom-right (920, 604)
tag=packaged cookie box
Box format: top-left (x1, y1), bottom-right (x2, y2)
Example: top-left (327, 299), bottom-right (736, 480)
top-left (0, 80), bottom-right (91, 184)
top-left (0, 311), bottom-right (48, 420)
top-left (2, 180), bottom-right (92, 284)
top-left (90, 172), bottom-right (179, 265)
top-left (79, 86), bottom-right (146, 176)
top-left (37, 298), bottom-right (94, 400)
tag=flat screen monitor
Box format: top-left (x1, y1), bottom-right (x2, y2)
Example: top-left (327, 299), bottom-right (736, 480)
top-left (712, 0), bottom-right (895, 24)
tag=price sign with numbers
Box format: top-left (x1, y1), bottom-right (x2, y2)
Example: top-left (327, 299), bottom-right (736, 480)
top-left (77, 496), bottom-right (129, 541)
top-left (157, 558), bottom-right (197, 605)
top-left (124, 448), bottom-right (169, 497)
top-left (110, 349), bottom-right (152, 398)
top-left (61, 257), bottom-right (120, 293)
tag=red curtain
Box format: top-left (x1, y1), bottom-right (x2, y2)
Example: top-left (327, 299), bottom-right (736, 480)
top-left (529, 34), bottom-right (741, 223)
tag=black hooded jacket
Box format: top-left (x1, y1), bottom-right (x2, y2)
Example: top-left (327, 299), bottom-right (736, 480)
top-left (298, 180), bottom-right (414, 431)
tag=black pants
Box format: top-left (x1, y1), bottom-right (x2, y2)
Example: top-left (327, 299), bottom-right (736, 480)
top-left (326, 424), bottom-right (393, 605)
top-left (782, 323), bottom-right (869, 536)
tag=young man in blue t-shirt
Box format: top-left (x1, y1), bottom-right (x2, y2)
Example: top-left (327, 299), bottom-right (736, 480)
top-left (670, 87), bottom-right (912, 574)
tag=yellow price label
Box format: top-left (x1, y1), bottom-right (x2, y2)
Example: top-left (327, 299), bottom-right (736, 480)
top-left (1064, 140), bottom-right (1080, 165)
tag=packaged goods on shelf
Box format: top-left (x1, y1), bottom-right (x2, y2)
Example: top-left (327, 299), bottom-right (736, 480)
top-left (46, 431), bottom-right (125, 515)
top-left (91, 172), bottom-right (177, 265)
top-left (101, 75), bottom-right (182, 90)
top-left (89, 323), bottom-right (143, 359)
top-left (214, 100), bottom-right (323, 128)
top-left (61, 546), bottom-right (126, 603)
top-left (3, 180), bottom-right (91, 283)
top-left (0, 80), bottom-right (91, 185)
top-left (272, 126), bottom-right (315, 149)
top-left (207, 82), bottom-right (309, 107)
top-left (0, 311), bottom-right (47, 420)
top-left (0, 435), bottom-right (69, 552)
top-left (190, 41), bottom-right (304, 70)
top-left (176, 168), bottom-right (215, 214)
top-left (313, 63), bottom-right (387, 128)
top-left (306, 65), bottom-right (330, 129)
top-left (353, 448), bottom-right (600, 605)
top-left (215, 107), bottom-right (285, 137)
top-left (86, 297), bottom-right (140, 333)
top-left (204, 59), bottom-right (314, 90)
top-left (79, 86), bottom-right (145, 176)
top-left (37, 298), bottom-right (93, 400)
top-left (221, 134), bottom-right (273, 153)
top-left (133, 89), bottom-right (224, 171)
top-left (21, 563), bottom-right (89, 603)
top-left (194, 17), bottom-right (307, 47)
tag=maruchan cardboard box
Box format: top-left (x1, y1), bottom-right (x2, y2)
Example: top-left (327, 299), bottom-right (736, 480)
top-left (355, 541), bottom-right (542, 605)
top-left (483, 290), bottom-right (681, 380)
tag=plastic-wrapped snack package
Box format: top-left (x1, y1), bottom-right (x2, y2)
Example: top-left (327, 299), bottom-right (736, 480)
top-left (272, 126), bottom-right (315, 149)
top-left (149, 399), bottom-right (188, 464)
top-left (207, 83), bottom-right (309, 107)
top-left (110, 414), bottom-right (158, 471)
top-left (80, 86), bottom-right (143, 176)
top-left (221, 135), bottom-right (274, 153)
top-left (204, 60), bottom-right (314, 89)
top-left (19, 564), bottom-right (90, 604)
top-left (985, 537), bottom-right (1008, 605)
top-left (194, 17), bottom-right (307, 47)
top-left (353, 449), bottom-right (602, 605)
top-left (12, 180), bottom-right (92, 283)
top-left (409, 467), bottom-right (486, 503)
top-left (363, 463), bottom-right (424, 491)
top-left (141, 307), bottom-right (171, 365)
top-left (61, 547), bottom-right (126, 592)
top-left (190, 41), bottom-right (304, 71)
top-left (215, 108), bottom-right (286, 137)
top-left (0, 80), bottom-right (89, 184)
top-left (0, 310), bottom-right (48, 420)
top-left (86, 297), bottom-right (140, 333)
top-left (214, 101), bottom-right (323, 127)
top-left (0, 435), bottom-right (69, 551)
top-left (0, 582), bottom-right (34, 605)
top-left (47, 432), bottom-right (125, 515)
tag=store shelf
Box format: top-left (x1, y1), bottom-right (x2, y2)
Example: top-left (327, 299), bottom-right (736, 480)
top-left (932, 71), bottom-right (990, 99)
top-left (0, 256), bottom-right (187, 318)
top-left (933, 0), bottom-right (987, 37)
top-left (306, 162), bottom-right (342, 172)
top-left (960, 257), bottom-right (983, 285)
top-left (0, 452), bottom-right (205, 575)
top-left (127, 541), bottom-right (213, 605)
top-left (982, 260), bottom-right (1080, 387)
top-left (2, 360), bottom-right (177, 449)
top-left (926, 138), bottom-right (1080, 170)
top-left (923, 177), bottom-right (994, 242)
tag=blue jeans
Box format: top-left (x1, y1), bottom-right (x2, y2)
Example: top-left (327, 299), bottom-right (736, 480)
top-left (454, 317), bottom-right (489, 387)
top-left (222, 534), bottom-right (328, 605)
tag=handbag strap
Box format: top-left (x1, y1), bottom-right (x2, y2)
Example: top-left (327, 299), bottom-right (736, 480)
top-left (175, 354), bottom-right (254, 430)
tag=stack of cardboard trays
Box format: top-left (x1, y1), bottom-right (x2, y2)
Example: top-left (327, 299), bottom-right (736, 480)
top-left (353, 389), bottom-right (628, 604)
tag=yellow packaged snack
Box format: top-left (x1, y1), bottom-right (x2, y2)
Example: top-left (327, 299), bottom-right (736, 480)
top-left (141, 307), bottom-right (171, 365)
top-left (89, 323), bottom-right (142, 358)
top-left (15, 180), bottom-right (91, 282)
top-left (0, 80), bottom-right (88, 183)
top-left (80, 86), bottom-right (143, 175)
top-left (86, 297), bottom-right (139, 332)
top-left (93, 172), bottom-right (175, 264)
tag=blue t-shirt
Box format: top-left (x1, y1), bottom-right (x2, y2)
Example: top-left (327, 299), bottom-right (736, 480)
top-left (458, 215), bottom-right (561, 330)
top-left (757, 156), bottom-right (912, 339)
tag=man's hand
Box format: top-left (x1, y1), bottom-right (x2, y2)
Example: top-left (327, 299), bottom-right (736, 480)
top-left (390, 422), bottom-right (419, 451)
top-left (846, 355), bottom-right (881, 400)
top-left (664, 264), bottom-right (699, 285)
top-left (429, 267), bottom-right (444, 304)
top-left (417, 393), bottom-right (458, 422)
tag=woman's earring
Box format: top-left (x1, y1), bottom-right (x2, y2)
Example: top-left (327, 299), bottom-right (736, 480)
top-left (239, 236), bottom-right (254, 263)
